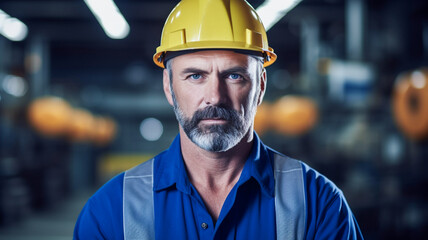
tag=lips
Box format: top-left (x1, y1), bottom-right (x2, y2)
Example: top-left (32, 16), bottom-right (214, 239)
top-left (203, 117), bottom-right (226, 120)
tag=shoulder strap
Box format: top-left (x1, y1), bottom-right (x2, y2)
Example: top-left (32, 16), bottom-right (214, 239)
top-left (123, 159), bottom-right (155, 240)
top-left (273, 153), bottom-right (306, 240)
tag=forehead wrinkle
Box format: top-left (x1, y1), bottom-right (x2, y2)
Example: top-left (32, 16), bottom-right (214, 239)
top-left (180, 59), bottom-right (250, 74)
top-left (174, 50), bottom-right (250, 67)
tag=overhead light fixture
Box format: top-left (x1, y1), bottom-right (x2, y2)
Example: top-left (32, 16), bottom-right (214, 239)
top-left (84, 0), bottom-right (130, 39)
top-left (0, 9), bottom-right (28, 41)
top-left (256, 0), bottom-right (302, 31)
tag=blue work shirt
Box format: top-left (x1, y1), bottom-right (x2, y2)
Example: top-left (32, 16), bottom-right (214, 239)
top-left (74, 133), bottom-right (363, 239)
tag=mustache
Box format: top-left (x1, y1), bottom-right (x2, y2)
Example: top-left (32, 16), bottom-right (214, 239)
top-left (191, 106), bottom-right (239, 124)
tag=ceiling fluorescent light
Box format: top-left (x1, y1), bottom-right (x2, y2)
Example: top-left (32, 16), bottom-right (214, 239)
top-left (256, 0), bottom-right (302, 31)
top-left (84, 0), bottom-right (130, 39)
top-left (0, 9), bottom-right (28, 41)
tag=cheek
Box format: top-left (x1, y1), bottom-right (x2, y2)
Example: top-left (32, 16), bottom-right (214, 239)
top-left (235, 86), bottom-right (258, 113)
top-left (174, 87), bottom-right (200, 113)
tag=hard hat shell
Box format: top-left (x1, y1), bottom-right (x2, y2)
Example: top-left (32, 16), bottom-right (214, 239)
top-left (153, 0), bottom-right (277, 68)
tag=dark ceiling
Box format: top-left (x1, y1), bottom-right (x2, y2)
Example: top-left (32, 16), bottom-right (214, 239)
top-left (0, 0), bottom-right (343, 88)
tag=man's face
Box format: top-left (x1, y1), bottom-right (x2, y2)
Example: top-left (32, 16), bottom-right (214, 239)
top-left (163, 50), bottom-right (265, 152)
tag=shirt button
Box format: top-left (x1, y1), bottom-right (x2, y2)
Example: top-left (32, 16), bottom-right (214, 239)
top-left (201, 222), bottom-right (208, 230)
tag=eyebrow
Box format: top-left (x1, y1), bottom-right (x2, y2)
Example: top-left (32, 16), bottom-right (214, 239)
top-left (220, 66), bottom-right (250, 77)
top-left (180, 66), bottom-right (250, 77)
top-left (180, 67), bottom-right (209, 75)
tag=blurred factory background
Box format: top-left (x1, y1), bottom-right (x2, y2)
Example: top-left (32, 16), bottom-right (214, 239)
top-left (0, 0), bottom-right (427, 239)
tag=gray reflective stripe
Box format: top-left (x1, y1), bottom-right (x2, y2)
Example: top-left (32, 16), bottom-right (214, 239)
top-left (123, 159), bottom-right (155, 240)
top-left (274, 153), bottom-right (306, 240)
top-left (123, 154), bottom-right (306, 240)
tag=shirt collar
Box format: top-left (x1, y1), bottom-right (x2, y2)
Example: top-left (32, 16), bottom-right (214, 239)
top-left (153, 133), bottom-right (275, 198)
top-left (153, 135), bottom-right (192, 194)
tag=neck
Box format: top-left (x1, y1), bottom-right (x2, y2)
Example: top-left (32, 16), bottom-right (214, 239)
top-left (179, 127), bottom-right (254, 189)
top-left (179, 127), bottom-right (254, 222)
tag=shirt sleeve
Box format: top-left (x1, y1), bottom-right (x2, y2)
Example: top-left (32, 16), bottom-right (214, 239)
top-left (73, 173), bottom-right (125, 240)
top-left (302, 163), bottom-right (364, 240)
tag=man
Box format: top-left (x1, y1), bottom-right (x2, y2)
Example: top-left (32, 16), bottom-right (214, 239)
top-left (74, 0), bottom-right (364, 239)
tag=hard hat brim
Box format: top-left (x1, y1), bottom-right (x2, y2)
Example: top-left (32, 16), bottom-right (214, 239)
top-left (153, 42), bottom-right (276, 68)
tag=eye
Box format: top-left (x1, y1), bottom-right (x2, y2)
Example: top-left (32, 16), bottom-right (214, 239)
top-left (228, 74), bottom-right (243, 80)
top-left (189, 74), bottom-right (202, 80)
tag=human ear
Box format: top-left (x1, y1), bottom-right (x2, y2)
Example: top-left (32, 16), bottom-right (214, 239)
top-left (163, 69), bottom-right (174, 106)
top-left (257, 68), bottom-right (267, 105)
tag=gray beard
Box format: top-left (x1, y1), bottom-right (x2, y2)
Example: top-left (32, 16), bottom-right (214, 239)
top-left (171, 91), bottom-right (256, 152)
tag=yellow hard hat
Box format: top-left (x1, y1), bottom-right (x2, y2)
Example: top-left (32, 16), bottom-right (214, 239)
top-left (153, 0), bottom-right (277, 68)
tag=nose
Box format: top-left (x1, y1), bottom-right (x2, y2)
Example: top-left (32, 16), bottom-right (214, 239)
top-left (204, 75), bottom-right (227, 106)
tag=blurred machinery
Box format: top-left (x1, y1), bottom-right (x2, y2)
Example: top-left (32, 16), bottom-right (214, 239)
top-left (271, 96), bottom-right (318, 136)
top-left (253, 102), bottom-right (271, 135)
top-left (392, 69), bottom-right (428, 141)
top-left (27, 97), bottom-right (72, 137)
top-left (27, 96), bottom-right (117, 146)
top-left (254, 96), bottom-right (319, 136)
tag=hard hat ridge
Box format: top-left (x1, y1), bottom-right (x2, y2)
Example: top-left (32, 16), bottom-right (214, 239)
top-left (197, 0), bottom-right (233, 42)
